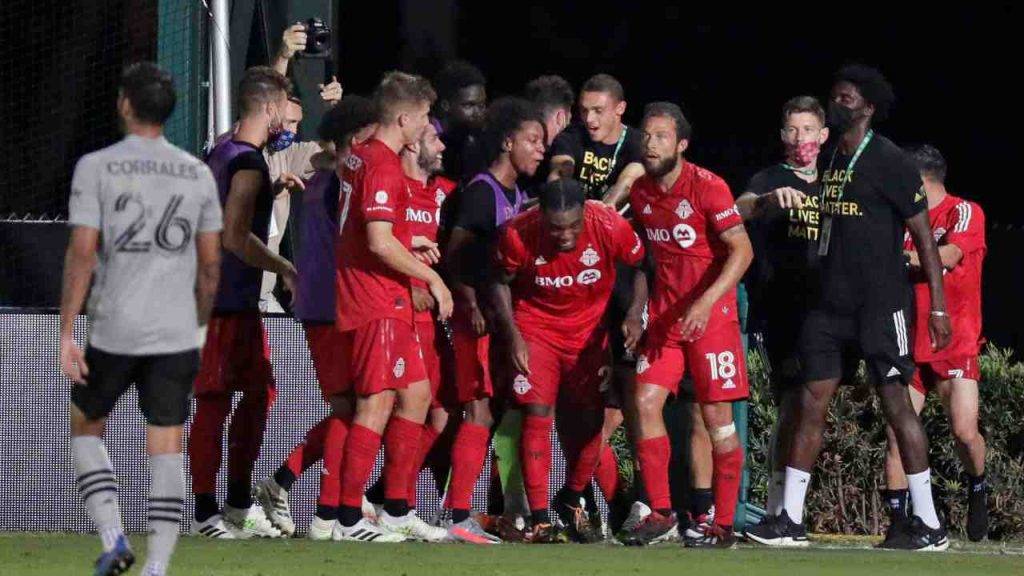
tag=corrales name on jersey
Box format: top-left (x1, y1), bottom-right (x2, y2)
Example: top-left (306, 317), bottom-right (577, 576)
top-left (106, 159), bottom-right (201, 180)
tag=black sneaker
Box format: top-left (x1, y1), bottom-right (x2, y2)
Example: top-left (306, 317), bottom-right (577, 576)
top-left (684, 523), bottom-right (736, 549)
top-left (744, 510), bottom-right (808, 548)
top-left (93, 535), bottom-right (135, 576)
top-left (554, 498), bottom-right (603, 543)
top-left (618, 511), bottom-right (678, 546)
top-left (967, 483), bottom-right (989, 542)
top-left (887, 516), bottom-right (949, 552)
top-left (876, 514), bottom-right (910, 549)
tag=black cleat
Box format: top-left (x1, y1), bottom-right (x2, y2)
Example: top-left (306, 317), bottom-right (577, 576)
top-left (93, 535), bottom-right (135, 576)
top-left (876, 514), bottom-right (910, 549)
top-left (684, 523), bottom-right (736, 549)
top-left (884, 516), bottom-right (949, 552)
top-left (555, 495), bottom-right (603, 543)
top-left (618, 511), bottom-right (678, 546)
top-left (967, 482), bottom-right (989, 542)
top-left (744, 510), bottom-right (808, 548)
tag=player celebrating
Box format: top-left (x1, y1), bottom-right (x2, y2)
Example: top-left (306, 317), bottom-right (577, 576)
top-left (490, 179), bottom-right (645, 543)
top-left (623, 102), bottom-right (753, 549)
top-left (60, 62), bottom-right (222, 576)
top-left (441, 97), bottom-right (546, 543)
top-left (254, 95), bottom-right (379, 539)
top-left (882, 145), bottom-right (988, 543)
top-left (190, 66), bottom-right (297, 539)
top-left (332, 71), bottom-right (453, 542)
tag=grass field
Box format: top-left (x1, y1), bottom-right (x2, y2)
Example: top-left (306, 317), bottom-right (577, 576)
top-left (3, 534), bottom-right (1023, 576)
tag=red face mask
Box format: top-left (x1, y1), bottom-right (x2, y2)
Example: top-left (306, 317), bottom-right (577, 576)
top-left (785, 140), bottom-right (821, 167)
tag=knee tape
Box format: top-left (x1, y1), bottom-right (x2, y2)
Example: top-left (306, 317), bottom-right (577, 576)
top-left (710, 422), bottom-right (737, 443)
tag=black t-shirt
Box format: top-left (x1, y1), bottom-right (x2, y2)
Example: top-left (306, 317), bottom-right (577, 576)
top-left (441, 127), bottom-right (484, 182)
top-left (549, 122), bottom-right (644, 199)
top-left (814, 133), bottom-right (926, 314)
top-left (444, 177), bottom-right (519, 286)
top-left (746, 164), bottom-right (821, 311)
top-left (227, 148), bottom-right (273, 245)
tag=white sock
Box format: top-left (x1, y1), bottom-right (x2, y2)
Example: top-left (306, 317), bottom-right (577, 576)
top-left (767, 471), bottom-right (786, 516)
top-left (73, 436), bottom-right (124, 552)
top-left (146, 453), bottom-right (184, 575)
top-left (907, 469), bottom-right (940, 529)
top-left (782, 467), bottom-right (811, 524)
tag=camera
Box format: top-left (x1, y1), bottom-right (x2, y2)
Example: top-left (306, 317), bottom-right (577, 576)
top-left (302, 17), bottom-right (331, 58)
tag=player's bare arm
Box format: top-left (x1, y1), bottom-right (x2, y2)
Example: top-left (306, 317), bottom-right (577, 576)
top-left (488, 267), bottom-right (529, 375)
top-left (736, 187), bottom-right (807, 220)
top-left (905, 244), bottom-right (964, 271)
top-left (195, 231), bottom-right (222, 327)
top-left (58, 226), bottom-right (99, 384)
top-left (366, 220), bottom-right (452, 320)
top-left (622, 267), bottom-right (648, 352)
top-left (680, 224), bottom-right (753, 341)
top-left (906, 210), bottom-right (952, 351)
top-left (445, 226), bottom-right (487, 334)
top-left (601, 161), bottom-right (644, 208)
top-left (223, 169), bottom-right (297, 282)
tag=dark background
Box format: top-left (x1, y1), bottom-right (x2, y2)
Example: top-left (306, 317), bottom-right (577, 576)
top-left (1, 1), bottom-right (1020, 352)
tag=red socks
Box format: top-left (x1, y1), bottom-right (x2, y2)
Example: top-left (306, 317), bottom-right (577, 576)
top-left (712, 446), bottom-right (744, 527)
top-left (637, 435), bottom-right (672, 512)
top-left (284, 416), bottom-right (330, 478)
top-left (406, 425), bottom-right (441, 507)
top-left (382, 417), bottom-right (424, 503)
top-left (594, 444), bottom-right (620, 500)
top-left (566, 430), bottom-right (603, 493)
top-left (444, 422), bottom-right (490, 511)
top-left (188, 394), bottom-right (232, 494)
top-left (520, 415), bottom-right (554, 512)
top-left (338, 424), bottom-right (382, 508)
top-left (316, 416), bottom-right (351, 507)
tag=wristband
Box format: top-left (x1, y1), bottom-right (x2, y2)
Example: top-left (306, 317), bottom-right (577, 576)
top-left (929, 310), bottom-right (948, 318)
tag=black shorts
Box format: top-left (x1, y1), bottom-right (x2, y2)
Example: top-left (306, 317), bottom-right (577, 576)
top-left (603, 264), bottom-right (639, 409)
top-left (799, 305), bottom-right (915, 386)
top-left (70, 347), bottom-right (199, 426)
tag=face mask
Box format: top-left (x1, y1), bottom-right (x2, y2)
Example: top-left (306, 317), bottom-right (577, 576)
top-left (785, 140), bottom-right (821, 167)
top-left (268, 128), bottom-right (296, 152)
top-left (827, 101), bottom-right (856, 133)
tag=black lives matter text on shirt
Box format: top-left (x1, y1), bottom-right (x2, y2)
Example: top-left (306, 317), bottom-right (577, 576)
top-left (814, 133), bottom-right (926, 313)
top-left (549, 122), bottom-right (644, 199)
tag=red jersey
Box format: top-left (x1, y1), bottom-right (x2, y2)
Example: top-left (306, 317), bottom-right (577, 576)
top-left (630, 161), bottom-right (744, 338)
top-left (903, 194), bottom-right (985, 361)
top-left (406, 174), bottom-right (457, 323)
top-left (495, 201), bottom-right (644, 350)
top-left (336, 138), bottom-right (415, 331)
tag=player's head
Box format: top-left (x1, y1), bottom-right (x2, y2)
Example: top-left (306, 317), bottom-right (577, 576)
top-left (907, 144), bottom-right (947, 185)
top-left (641, 102), bottom-right (692, 178)
top-left (320, 94), bottom-right (377, 159)
top-left (117, 62), bottom-right (176, 130)
top-left (237, 66), bottom-right (292, 138)
top-left (374, 71), bottom-right (437, 147)
top-left (525, 75), bottom-right (574, 145)
top-left (539, 178), bottom-right (586, 252)
top-left (411, 118), bottom-right (446, 176)
top-left (480, 97), bottom-right (546, 177)
top-left (434, 60), bottom-right (487, 131)
top-left (780, 95), bottom-right (828, 168)
top-left (829, 64), bottom-right (894, 133)
top-left (579, 74), bottom-right (626, 144)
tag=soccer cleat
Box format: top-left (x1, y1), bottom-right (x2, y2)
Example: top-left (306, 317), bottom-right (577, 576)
top-left (254, 477), bottom-right (296, 537)
top-left (362, 496), bottom-right (381, 523)
top-left (683, 507), bottom-right (715, 540)
top-left (684, 523), bottom-right (736, 549)
top-left (885, 516), bottom-right (949, 552)
top-left (744, 510), bottom-right (808, 548)
top-left (447, 517), bottom-right (502, 544)
top-left (526, 522), bottom-right (568, 544)
top-left (618, 510), bottom-right (678, 546)
top-left (619, 501), bottom-right (652, 536)
top-left (224, 503), bottom-right (283, 539)
top-left (432, 507), bottom-right (454, 528)
top-left (607, 494), bottom-right (634, 536)
top-left (876, 515), bottom-right (910, 549)
top-left (191, 514), bottom-right (238, 539)
top-left (555, 498), bottom-right (604, 543)
top-left (306, 515), bottom-right (337, 541)
top-left (967, 482), bottom-right (989, 542)
top-left (492, 514), bottom-right (528, 543)
top-left (93, 535), bottom-right (135, 576)
top-left (378, 510), bottom-right (449, 542)
top-left (333, 517), bottom-right (407, 543)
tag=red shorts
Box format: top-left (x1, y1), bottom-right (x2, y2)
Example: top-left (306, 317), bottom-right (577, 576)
top-left (910, 356), bottom-right (980, 395)
top-left (303, 322), bottom-right (346, 400)
top-left (418, 319), bottom-right (455, 409)
top-left (636, 318), bottom-right (748, 404)
top-left (511, 333), bottom-right (610, 410)
top-left (195, 311), bottom-right (275, 395)
top-left (338, 318), bottom-right (427, 397)
top-left (453, 328), bottom-right (492, 404)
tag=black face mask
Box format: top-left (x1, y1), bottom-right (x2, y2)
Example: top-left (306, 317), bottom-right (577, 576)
top-left (827, 102), bottom-right (856, 133)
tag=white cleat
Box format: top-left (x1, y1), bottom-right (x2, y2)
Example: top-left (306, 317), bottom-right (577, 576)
top-left (621, 501), bottom-right (652, 534)
top-left (255, 477), bottom-right (296, 537)
top-left (361, 496), bottom-right (380, 522)
top-left (333, 517), bottom-right (407, 543)
top-left (307, 515), bottom-right (337, 541)
top-left (224, 503), bottom-right (283, 539)
top-left (191, 514), bottom-right (238, 539)
top-left (378, 511), bottom-right (449, 542)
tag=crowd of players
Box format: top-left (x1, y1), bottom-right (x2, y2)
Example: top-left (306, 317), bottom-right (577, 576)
top-left (57, 30), bottom-right (988, 576)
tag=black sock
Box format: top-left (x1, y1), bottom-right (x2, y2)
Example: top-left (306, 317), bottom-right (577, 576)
top-left (969, 474), bottom-right (987, 493)
top-left (582, 484), bottom-right (598, 514)
top-left (531, 509), bottom-right (551, 526)
top-left (384, 499), bottom-right (409, 517)
top-left (452, 508), bottom-right (471, 524)
top-left (655, 508), bottom-right (673, 518)
top-left (315, 504), bottom-right (338, 521)
top-left (365, 478), bottom-right (385, 505)
top-left (195, 493), bottom-right (218, 522)
top-left (559, 487), bottom-right (584, 507)
top-left (225, 480), bottom-right (253, 510)
top-left (689, 488), bottom-right (713, 519)
top-left (273, 466), bottom-right (297, 492)
top-left (339, 505), bottom-right (362, 527)
top-left (884, 489), bottom-right (909, 520)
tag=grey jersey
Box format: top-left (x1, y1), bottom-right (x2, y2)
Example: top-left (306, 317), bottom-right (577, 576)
top-left (68, 135), bottom-right (223, 355)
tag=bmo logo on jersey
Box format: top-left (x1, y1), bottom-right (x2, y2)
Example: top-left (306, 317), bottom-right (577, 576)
top-left (535, 275), bottom-right (574, 288)
top-left (406, 207), bottom-right (434, 224)
top-left (672, 224), bottom-right (697, 248)
top-left (577, 268), bottom-right (602, 285)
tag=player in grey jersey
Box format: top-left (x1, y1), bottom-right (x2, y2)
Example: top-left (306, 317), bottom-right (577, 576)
top-left (59, 62), bottom-right (222, 576)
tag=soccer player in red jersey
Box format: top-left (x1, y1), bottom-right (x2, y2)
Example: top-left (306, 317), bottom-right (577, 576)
top-left (332, 72), bottom-right (454, 542)
top-left (883, 145), bottom-right (988, 542)
top-left (623, 103), bottom-right (753, 548)
top-left (441, 97), bottom-right (546, 543)
top-left (491, 179), bottom-right (645, 543)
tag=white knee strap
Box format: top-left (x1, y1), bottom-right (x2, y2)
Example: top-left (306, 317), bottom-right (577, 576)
top-left (710, 422), bottom-right (736, 443)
